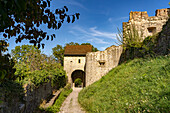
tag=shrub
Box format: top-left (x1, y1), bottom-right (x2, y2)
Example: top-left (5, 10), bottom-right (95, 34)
top-left (74, 78), bottom-right (82, 87)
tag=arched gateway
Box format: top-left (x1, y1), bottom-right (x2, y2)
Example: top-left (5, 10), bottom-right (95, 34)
top-left (71, 70), bottom-right (85, 87)
top-left (64, 45), bottom-right (92, 88)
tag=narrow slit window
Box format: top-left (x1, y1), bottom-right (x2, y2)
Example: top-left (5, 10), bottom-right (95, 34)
top-left (78, 59), bottom-right (81, 63)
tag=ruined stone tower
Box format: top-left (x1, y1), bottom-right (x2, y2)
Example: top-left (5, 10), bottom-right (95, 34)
top-left (123, 8), bottom-right (170, 40)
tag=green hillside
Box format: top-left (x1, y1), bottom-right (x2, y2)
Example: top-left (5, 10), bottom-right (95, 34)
top-left (79, 55), bottom-right (170, 113)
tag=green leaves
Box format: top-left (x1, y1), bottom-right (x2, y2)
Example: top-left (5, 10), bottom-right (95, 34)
top-left (0, 42), bottom-right (16, 84)
top-left (72, 15), bottom-right (75, 23)
top-left (58, 22), bottom-right (62, 29)
top-left (67, 16), bottom-right (71, 23)
top-left (64, 6), bottom-right (68, 12)
top-left (0, 0), bottom-right (80, 49)
top-left (12, 45), bottom-right (66, 87)
top-left (76, 13), bottom-right (80, 19)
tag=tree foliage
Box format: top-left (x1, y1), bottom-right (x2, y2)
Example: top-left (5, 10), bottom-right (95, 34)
top-left (0, 0), bottom-right (80, 48)
top-left (11, 45), bottom-right (66, 87)
top-left (0, 40), bottom-right (16, 84)
top-left (52, 45), bottom-right (64, 65)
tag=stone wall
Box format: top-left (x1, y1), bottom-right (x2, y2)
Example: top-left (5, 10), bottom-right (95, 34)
top-left (23, 82), bottom-right (52, 113)
top-left (85, 46), bottom-right (122, 86)
top-left (123, 8), bottom-right (170, 40)
top-left (154, 18), bottom-right (170, 55)
top-left (0, 87), bottom-right (22, 113)
top-left (0, 81), bottom-right (53, 113)
top-left (64, 56), bottom-right (86, 84)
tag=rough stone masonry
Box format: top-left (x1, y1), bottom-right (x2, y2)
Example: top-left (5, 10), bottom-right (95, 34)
top-left (123, 8), bottom-right (170, 40)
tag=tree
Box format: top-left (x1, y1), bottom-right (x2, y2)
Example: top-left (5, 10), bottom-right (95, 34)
top-left (11, 45), bottom-right (66, 88)
top-left (0, 40), bottom-right (16, 83)
top-left (11, 45), bottom-right (40, 62)
top-left (52, 45), bottom-right (64, 65)
top-left (12, 45), bottom-right (50, 71)
top-left (0, 0), bottom-right (80, 48)
top-left (52, 42), bottom-right (99, 65)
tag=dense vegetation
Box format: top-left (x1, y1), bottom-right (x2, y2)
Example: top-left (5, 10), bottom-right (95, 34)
top-left (12, 45), bottom-right (66, 88)
top-left (0, 41), bottom-right (24, 105)
top-left (40, 84), bottom-right (72, 113)
top-left (79, 55), bottom-right (170, 112)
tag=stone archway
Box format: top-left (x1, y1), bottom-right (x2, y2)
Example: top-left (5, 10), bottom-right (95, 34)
top-left (71, 70), bottom-right (85, 88)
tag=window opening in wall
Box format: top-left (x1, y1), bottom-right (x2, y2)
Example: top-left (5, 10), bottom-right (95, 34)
top-left (98, 60), bottom-right (105, 66)
top-left (70, 61), bottom-right (72, 62)
top-left (99, 62), bottom-right (105, 66)
top-left (147, 27), bottom-right (156, 34)
top-left (78, 59), bottom-right (81, 63)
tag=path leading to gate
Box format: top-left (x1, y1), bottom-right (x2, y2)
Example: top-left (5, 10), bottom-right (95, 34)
top-left (59, 88), bottom-right (86, 113)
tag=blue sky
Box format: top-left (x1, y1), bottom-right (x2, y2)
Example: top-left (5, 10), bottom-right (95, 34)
top-left (3, 0), bottom-right (170, 55)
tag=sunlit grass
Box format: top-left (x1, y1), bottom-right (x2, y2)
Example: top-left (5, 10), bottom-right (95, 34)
top-left (79, 55), bottom-right (170, 113)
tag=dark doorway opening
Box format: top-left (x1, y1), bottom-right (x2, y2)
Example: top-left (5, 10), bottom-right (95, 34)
top-left (71, 70), bottom-right (85, 87)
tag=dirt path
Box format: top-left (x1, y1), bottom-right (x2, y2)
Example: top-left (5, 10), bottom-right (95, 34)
top-left (59, 88), bottom-right (86, 113)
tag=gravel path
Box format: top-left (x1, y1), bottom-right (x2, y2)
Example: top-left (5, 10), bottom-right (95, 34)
top-left (59, 88), bottom-right (86, 113)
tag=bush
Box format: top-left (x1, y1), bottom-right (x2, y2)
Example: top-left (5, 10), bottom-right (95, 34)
top-left (74, 78), bottom-right (82, 87)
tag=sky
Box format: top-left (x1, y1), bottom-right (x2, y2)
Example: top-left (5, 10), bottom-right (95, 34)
top-left (3, 0), bottom-right (170, 55)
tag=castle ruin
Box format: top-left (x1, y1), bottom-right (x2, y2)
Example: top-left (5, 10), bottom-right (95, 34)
top-left (123, 8), bottom-right (170, 40)
top-left (64, 8), bottom-right (169, 88)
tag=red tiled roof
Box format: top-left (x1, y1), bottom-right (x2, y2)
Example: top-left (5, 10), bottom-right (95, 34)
top-left (64, 45), bottom-right (92, 55)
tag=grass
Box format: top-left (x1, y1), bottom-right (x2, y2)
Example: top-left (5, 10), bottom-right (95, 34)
top-left (40, 84), bottom-right (72, 113)
top-left (79, 55), bottom-right (170, 113)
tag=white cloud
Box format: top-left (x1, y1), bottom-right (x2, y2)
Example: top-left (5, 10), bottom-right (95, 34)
top-left (87, 38), bottom-right (109, 44)
top-left (69, 26), bottom-right (116, 45)
top-left (70, 25), bottom-right (116, 38)
top-left (69, 26), bottom-right (117, 50)
top-left (89, 26), bottom-right (116, 39)
top-left (69, 26), bottom-right (117, 44)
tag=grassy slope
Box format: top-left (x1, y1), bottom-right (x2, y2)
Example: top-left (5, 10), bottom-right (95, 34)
top-left (79, 55), bottom-right (170, 113)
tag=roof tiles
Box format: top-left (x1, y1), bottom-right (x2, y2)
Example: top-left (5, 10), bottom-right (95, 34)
top-left (64, 45), bottom-right (92, 55)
